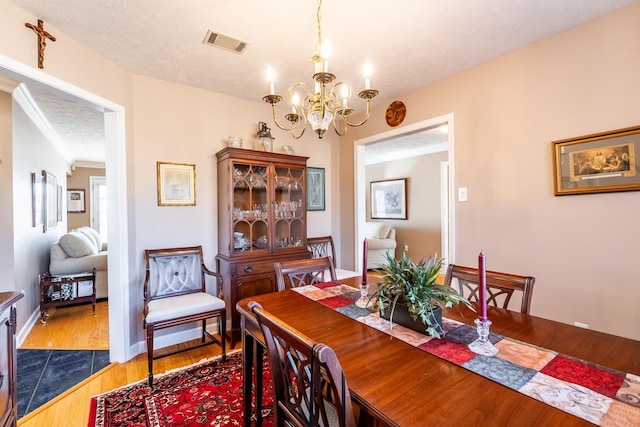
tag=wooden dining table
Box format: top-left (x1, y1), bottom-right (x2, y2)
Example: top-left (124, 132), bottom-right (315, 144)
top-left (236, 277), bottom-right (640, 426)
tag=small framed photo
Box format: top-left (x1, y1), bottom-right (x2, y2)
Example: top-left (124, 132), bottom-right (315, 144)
top-left (371, 178), bottom-right (407, 220)
top-left (157, 162), bottom-right (196, 206)
top-left (552, 125), bottom-right (640, 196)
top-left (67, 189), bottom-right (86, 213)
top-left (306, 167), bottom-right (325, 211)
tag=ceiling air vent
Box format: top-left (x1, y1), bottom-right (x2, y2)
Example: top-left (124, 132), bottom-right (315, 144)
top-left (203, 30), bottom-right (248, 54)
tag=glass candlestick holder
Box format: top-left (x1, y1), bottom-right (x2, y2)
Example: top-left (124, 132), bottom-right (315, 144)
top-left (468, 318), bottom-right (498, 356)
top-left (355, 283), bottom-right (370, 308)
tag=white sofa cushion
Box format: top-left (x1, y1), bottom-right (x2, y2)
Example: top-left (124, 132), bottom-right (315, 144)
top-left (365, 222), bottom-right (391, 239)
top-left (76, 226), bottom-right (102, 252)
top-left (146, 292), bottom-right (225, 324)
top-left (58, 231), bottom-right (97, 257)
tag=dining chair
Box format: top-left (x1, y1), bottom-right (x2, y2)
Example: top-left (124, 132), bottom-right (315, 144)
top-left (443, 264), bottom-right (535, 314)
top-left (307, 236), bottom-right (361, 280)
top-left (249, 301), bottom-right (357, 427)
top-left (274, 256), bottom-right (338, 291)
top-left (143, 246), bottom-right (226, 387)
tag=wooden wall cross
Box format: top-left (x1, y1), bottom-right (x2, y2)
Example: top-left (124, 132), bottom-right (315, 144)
top-left (25, 19), bottom-right (56, 69)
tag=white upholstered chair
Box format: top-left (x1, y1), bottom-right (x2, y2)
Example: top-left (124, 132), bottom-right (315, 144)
top-left (143, 246), bottom-right (226, 387)
top-left (364, 222), bottom-right (397, 270)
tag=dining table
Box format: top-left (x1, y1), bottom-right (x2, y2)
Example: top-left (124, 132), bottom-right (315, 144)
top-left (236, 276), bottom-right (640, 426)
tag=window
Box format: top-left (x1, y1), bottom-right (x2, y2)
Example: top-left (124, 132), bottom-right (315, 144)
top-left (90, 176), bottom-right (107, 243)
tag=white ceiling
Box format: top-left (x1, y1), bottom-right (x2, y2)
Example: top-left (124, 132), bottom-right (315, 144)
top-left (8, 0), bottom-right (637, 163)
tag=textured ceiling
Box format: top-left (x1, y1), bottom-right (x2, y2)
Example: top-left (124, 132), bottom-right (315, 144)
top-left (8, 0), bottom-right (637, 163)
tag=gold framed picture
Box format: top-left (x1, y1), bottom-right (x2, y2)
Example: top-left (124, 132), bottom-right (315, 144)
top-left (552, 126), bottom-right (640, 196)
top-left (157, 162), bottom-right (196, 206)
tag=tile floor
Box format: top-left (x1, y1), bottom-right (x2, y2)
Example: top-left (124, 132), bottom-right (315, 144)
top-left (17, 349), bottom-right (110, 418)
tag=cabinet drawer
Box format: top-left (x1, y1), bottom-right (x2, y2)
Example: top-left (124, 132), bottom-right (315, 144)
top-left (234, 261), bottom-right (274, 277)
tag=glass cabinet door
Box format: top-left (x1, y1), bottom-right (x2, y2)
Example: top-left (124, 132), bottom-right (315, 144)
top-left (273, 165), bottom-right (305, 250)
top-left (232, 162), bottom-right (268, 253)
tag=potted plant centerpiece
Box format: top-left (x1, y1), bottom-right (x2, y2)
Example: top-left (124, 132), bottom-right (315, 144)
top-left (372, 252), bottom-right (472, 338)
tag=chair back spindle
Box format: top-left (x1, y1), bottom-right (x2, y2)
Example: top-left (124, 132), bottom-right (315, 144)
top-left (274, 257), bottom-right (337, 291)
top-left (443, 264), bottom-right (535, 314)
top-left (250, 302), bottom-right (357, 427)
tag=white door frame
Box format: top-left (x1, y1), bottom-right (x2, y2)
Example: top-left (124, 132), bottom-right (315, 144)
top-left (354, 113), bottom-right (456, 270)
top-left (0, 54), bottom-right (131, 362)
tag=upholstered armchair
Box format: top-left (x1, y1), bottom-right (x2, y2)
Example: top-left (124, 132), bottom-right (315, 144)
top-left (364, 222), bottom-right (397, 270)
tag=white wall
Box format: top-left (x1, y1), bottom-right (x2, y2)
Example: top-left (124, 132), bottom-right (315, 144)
top-left (0, 91), bottom-right (16, 293)
top-left (11, 97), bottom-right (68, 321)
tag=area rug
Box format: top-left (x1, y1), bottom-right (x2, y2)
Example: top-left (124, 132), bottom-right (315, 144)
top-left (88, 350), bottom-right (273, 427)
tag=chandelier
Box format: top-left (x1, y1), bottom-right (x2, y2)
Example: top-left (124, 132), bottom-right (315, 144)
top-left (262, 0), bottom-right (379, 139)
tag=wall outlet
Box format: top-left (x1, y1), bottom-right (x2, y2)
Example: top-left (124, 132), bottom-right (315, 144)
top-left (404, 244), bottom-right (409, 252)
top-left (574, 321), bottom-right (589, 329)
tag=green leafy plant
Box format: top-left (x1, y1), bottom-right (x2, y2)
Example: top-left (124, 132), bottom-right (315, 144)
top-left (372, 252), bottom-right (472, 338)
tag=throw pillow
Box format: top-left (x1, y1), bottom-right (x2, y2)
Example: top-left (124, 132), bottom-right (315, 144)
top-left (58, 231), bottom-right (97, 257)
top-left (365, 222), bottom-right (390, 239)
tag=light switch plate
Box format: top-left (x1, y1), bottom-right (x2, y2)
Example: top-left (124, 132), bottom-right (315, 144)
top-left (458, 187), bottom-right (468, 202)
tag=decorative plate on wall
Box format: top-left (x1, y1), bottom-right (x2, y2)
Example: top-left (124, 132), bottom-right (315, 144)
top-left (385, 101), bottom-right (406, 127)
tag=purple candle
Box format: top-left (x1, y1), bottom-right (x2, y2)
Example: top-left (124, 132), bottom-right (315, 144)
top-left (478, 251), bottom-right (487, 321)
top-left (362, 239), bottom-right (368, 285)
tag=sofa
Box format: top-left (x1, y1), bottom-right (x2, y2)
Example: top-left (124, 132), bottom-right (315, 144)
top-left (365, 222), bottom-right (397, 270)
top-left (49, 226), bottom-right (108, 299)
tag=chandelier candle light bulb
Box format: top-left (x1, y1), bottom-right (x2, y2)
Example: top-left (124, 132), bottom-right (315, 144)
top-left (267, 66), bottom-right (275, 95)
top-left (364, 61), bottom-right (371, 90)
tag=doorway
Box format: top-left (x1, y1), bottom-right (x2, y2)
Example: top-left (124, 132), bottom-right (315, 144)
top-left (354, 114), bottom-right (456, 269)
top-left (0, 55), bottom-right (130, 362)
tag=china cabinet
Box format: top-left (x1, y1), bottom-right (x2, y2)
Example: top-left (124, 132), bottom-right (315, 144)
top-left (0, 291), bottom-right (23, 427)
top-left (216, 147), bottom-right (311, 344)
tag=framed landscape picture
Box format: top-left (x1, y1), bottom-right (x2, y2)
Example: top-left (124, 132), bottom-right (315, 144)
top-left (371, 178), bottom-right (407, 219)
top-left (552, 125), bottom-right (640, 196)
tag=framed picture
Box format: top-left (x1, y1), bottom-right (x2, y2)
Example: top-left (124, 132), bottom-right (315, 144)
top-left (371, 178), bottom-right (407, 219)
top-left (157, 162), bottom-right (196, 206)
top-left (43, 170), bottom-right (57, 231)
top-left (306, 167), bottom-right (325, 211)
top-left (552, 125), bottom-right (640, 196)
top-left (32, 172), bottom-right (43, 227)
top-left (57, 185), bottom-right (63, 221)
top-left (67, 189), bottom-right (86, 213)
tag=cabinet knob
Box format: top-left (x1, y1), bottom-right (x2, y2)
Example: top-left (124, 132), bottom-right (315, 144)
top-left (244, 266), bottom-right (254, 273)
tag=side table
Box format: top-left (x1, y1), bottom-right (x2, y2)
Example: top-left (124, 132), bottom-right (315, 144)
top-left (38, 268), bottom-right (96, 323)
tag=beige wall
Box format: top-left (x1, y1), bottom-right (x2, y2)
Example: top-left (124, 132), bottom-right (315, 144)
top-left (342, 3), bottom-right (640, 340)
top-left (2, 0), bottom-right (639, 349)
top-left (366, 151), bottom-right (447, 259)
top-left (66, 167), bottom-right (106, 231)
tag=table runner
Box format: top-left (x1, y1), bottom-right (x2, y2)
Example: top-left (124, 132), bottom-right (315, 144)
top-left (292, 283), bottom-right (640, 426)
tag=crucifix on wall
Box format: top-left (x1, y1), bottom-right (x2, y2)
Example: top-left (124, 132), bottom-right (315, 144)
top-left (25, 19), bottom-right (56, 69)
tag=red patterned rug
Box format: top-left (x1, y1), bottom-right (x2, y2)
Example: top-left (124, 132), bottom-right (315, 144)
top-left (88, 350), bottom-right (273, 426)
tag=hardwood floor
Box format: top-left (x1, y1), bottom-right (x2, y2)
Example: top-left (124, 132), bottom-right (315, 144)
top-left (20, 301), bottom-right (109, 350)
top-left (18, 301), bottom-right (236, 426)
